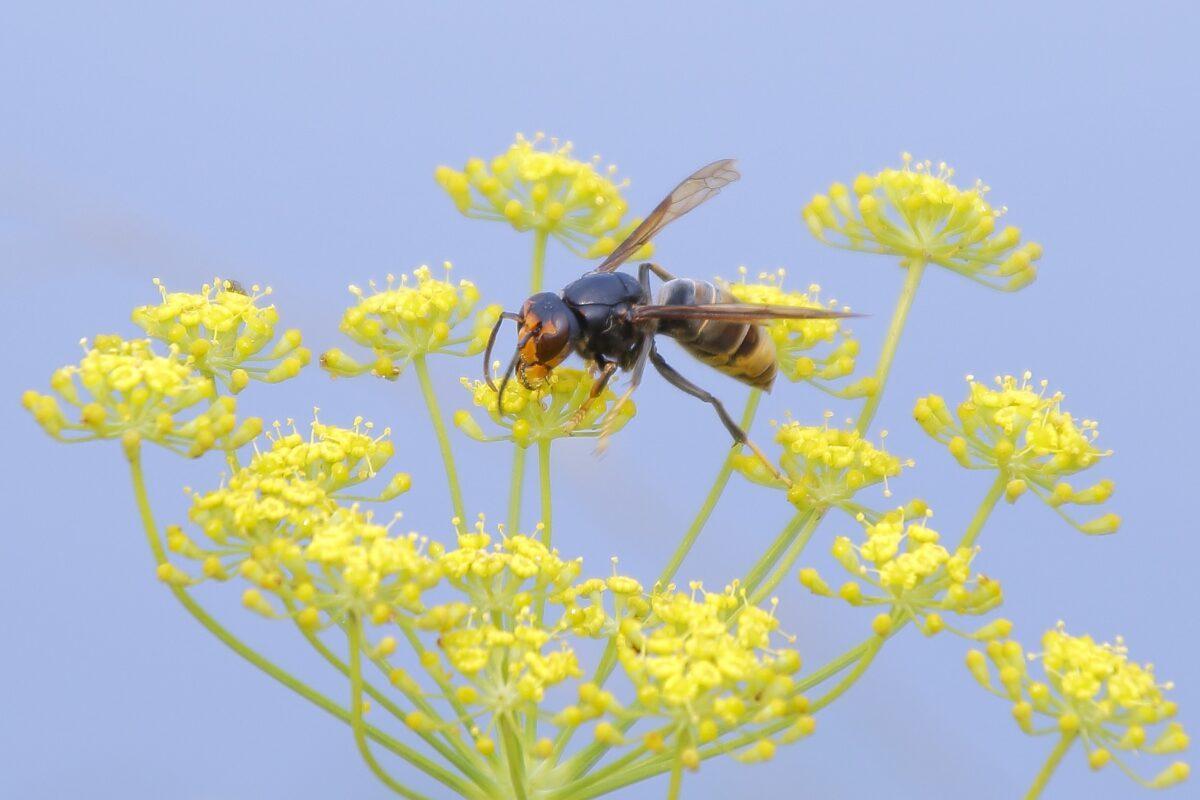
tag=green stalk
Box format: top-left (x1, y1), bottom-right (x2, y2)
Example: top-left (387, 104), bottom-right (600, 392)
top-left (413, 355), bottom-right (466, 522)
top-left (739, 510), bottom-right (812, 600)
top-left (499, 713), bottom-right (531, 800)
top-left (657, 390), bottom-right (762, 588)
top-left (127, 454), bottom-right (470, 796)
top-left (530, 229), bottom-right (550, 292)
top-left (348, 619), bottom-right (430, 800)
top-left (508, 446), bottom-right (527, 533)
top-left (959, 473), bottom-right (1007, 549)
top-left (855, 257), bottom-right (926, 434)
top-left (1024, 734), bottom-right (1077, 800)
top-left (747, 512), bottom-right (821, 605)
top-left (537, 440), bottom-right (553, 549)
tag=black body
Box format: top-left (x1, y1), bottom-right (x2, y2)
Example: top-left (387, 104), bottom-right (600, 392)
top-left (560, 271), bottom-right (648, 370)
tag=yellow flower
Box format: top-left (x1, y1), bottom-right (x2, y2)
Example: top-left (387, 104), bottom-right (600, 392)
top-left (454, 367), bottom-right (635, 447)
top-left (614, 583), bottom-right (805, 756)
top-left (727, 269), bottom-right (872, 397)
top-left (810, 503), bottom-right (1002, 632)
top-left (967, 625), bottom-right (1188, 789)
top-left (435, 132), bottom-right (651, 259)
top-left (321, 264), bottom-right (501, 379)
top-left (734, 417), bottom-right (907, 511)
top-left (915, 373), bottom-right (1118, 534)
top-left (132, 278), bottom-right (310, 391)
top-left (250, 414), bottom-right (409, 499)
top-left (803, 154), bottom-right (1042, 290)
top-left (22, 335), bottom-right (258, 458)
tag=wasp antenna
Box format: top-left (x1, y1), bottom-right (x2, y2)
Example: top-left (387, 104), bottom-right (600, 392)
top-left (483, 312), bottom-right (520, 391)
top-left (496, 351), bottom-right (521, 416)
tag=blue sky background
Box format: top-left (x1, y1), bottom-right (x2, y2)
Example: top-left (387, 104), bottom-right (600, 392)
top-left (3, 3), bottom-right (1198, 798)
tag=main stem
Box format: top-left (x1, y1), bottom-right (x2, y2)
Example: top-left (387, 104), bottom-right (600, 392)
top-left (413, 355), bottom-right (466, 522)
top-left (538, 441), bottom-right (553, 549)
top-left (657, 391), bottom-right (762, 588)
top-left (855, 258), bottom-right (926, 434)
top-left (1024, 734), bottom-right (1076, 800)
top-left (348, 620), bottom-right (429, 800)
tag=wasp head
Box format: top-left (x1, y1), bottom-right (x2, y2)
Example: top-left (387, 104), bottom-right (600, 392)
top-left (515, 293), bottom-right (577, 387)
top-left (484, 293), bottom-right (579, 413)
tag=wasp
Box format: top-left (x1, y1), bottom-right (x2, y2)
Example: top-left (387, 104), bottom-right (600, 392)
top-left (483, 160), bottom-right (852, 475)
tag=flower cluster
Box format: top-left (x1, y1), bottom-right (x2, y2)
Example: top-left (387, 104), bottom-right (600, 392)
top-left (734, 417), bottom-right (908, 512)
top-left (22, 335), bottom-right (259, 459)
top-left (799, 503), bottom-right (1004, 638)
top-left (967, 626), bottom-right (1189, 789)
top-left (802, 154), bottom-right (1042, 290)
top-left (915, 373), bottom-right (1119, 534)
top-left (454, 368), bottom-right (636, 447)
top-left (132, 278), bottom-right (310, 391)
top-left (249, 415), bottom-right (411, 499)
top-left (613, 584), bottom-right (814, 764)
top-left (321, 264), bottom-right (502, 379)
top-left (726, 269), bottom-right (872, 397)
top-left (435, 132), bottom-right (649, 259)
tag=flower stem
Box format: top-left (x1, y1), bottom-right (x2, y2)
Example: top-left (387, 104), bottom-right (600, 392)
top-left (657, 390), bottom-right (761, 588)
top-left (1024, 734), bottom-right (1077, 800)
top-left (530, 229), bottom-right (550, 293)
top-left (413, 354), bottom-right (466, 522)
top-left (127, 454), bottom-right (471, 796)
top-left (855, 257), bottom-right (926, 434)
top-left (740, 510), bottom-right (814, 601)
top-left (810, 636), bottom-right (884, 712)
top-left (538, 440), bottom-right (553, 549)
top-left (508, 446), bottom-right (526, 533)
top-left (499, 713), bottom-right (531, 800)
top-left (959, 473), bottom-right (1007, 549)
top-left (348, 619), bottom-right (430, 800)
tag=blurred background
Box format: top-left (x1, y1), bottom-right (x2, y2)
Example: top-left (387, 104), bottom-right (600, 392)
top-left (3, 3), bottom-right (1197, 798)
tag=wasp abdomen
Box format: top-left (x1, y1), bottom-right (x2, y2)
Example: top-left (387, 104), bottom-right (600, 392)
top-left (655, 279), bottom-right (777, 390)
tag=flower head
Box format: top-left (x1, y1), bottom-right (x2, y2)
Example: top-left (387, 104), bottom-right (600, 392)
top-left (249, 414), bottom-right (409, 499)
top-left (435, 132), bottom-right (650, 259)
top-left (321, 264), bottom-right (502, 379)
top-left (803, 154), bottom-right (1042, 290)
top-left (803, 502), bottom-right (1003, 636)
top-left (727, 269), bottom-right (872, 397)
top-left (967, 625), bottom-right (1189, 789)
top-left (735, 416), bottom-right (907, 512)
top-left (454, 367), bottom-right (635, 448)
top-left (132, 278), bottom-right (310, 391)
top-left (615, 583), bottom-right (807, 749)
top-left (22, 335), bottom-right (258, 458)
top-left (915, 373), bottom-right (1118, 534)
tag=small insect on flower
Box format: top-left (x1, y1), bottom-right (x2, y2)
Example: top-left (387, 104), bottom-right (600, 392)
top-left (915, 373), bottom-right (1119, 534)
top-left (966, 624), bottom-right (1189, 790)
top-left (802, 154), bottom-right (1042, 291)
top-left (435, 132), bottom-right (649, 259)
top-left (132, 277), bottom-right (310, 391)
top-left (321, 263), bottom-right (501, 380)
top-left (22, 335), bottom-right (259, 459)
top-left (734, 416), bottom-right (909, 512)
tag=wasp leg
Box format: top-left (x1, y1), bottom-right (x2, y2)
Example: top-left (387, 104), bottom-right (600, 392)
top-left (638, 262), bottom-right (676, 295)
top-left (565, 359), bottom-right (617, 432)
top-left (648, 345), bottom-right (788, 485)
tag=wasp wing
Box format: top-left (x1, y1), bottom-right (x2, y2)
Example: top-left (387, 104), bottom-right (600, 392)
top-left (596, 159), bottom-right (740, 273)
top-left (633, 303), bottom-right (856, 324)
